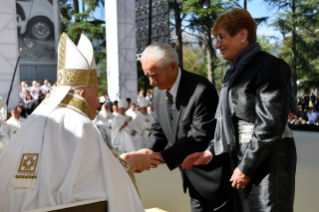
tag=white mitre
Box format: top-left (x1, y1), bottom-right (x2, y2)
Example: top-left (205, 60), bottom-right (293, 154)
top-left (118, 98), bottom-right (128, 109)
top-left (139, 97), bottom-right (148, 108)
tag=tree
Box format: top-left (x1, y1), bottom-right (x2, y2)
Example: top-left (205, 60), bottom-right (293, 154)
top-left (182, 41), bottom-right (207, 78)
top-left (263, 0), bottom-right (319, 113)
top-left (182, 0), bottom-right (233, 86)
top-left (170, 2), bottom-right (189, 69)
top-left (60, 0), bottom-right (107, 93)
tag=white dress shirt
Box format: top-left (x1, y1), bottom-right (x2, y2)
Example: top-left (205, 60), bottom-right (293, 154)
top-left (167, 67), bottom-right (182, 103)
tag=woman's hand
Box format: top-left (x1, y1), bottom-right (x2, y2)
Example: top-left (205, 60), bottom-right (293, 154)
top-left (230, 167), bottom-right (251, 189)
top-left (181, 151), bottom-right (213, 170)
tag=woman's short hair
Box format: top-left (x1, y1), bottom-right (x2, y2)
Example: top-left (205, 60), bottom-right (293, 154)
top-left (141, 42), bottom-right (178, 69)
top-left (212, 8), bottom-right (257, 43)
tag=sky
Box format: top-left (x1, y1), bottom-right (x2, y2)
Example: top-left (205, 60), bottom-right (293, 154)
top-left (243, 0), bottom-right (283, 41)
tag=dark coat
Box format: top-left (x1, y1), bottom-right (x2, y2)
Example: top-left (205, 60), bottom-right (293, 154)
top-left (148, 70), bottom-right (231, 203)
top-left (208, 52), bottom-right (297, 212)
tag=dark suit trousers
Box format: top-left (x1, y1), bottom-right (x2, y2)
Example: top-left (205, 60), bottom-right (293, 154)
top-left (186, 174), bottom-right (231, 212)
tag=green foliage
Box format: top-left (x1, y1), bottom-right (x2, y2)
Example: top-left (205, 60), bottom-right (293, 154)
top-left (257, 35), bottom-right (276, 54)
top-left (183, 44), bottom-right (207, 78)
top-left (60, 0), bottom-right (107, 93)
top-left (263, 0), bottom-right (319, 89)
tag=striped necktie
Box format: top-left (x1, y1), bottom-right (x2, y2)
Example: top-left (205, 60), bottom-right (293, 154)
top-left (165, 91), bottom-right (175, 120)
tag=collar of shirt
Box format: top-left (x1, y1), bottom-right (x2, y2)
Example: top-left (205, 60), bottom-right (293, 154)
top-left (167, 67), bottom-right (182, 103)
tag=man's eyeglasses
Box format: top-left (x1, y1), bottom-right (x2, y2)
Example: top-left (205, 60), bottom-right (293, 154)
top-left (214, 32), bottom-right (229, 45)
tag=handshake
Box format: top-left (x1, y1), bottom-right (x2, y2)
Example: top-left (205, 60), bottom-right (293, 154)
top-left (120, 149), bottom-right (162, 173)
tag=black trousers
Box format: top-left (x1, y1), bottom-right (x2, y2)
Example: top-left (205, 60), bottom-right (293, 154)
top-left (187, 176), bottom-right (231, 212)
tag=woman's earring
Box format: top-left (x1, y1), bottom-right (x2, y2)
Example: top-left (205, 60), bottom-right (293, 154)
top-left (241, 40), bottom-right (244, 43)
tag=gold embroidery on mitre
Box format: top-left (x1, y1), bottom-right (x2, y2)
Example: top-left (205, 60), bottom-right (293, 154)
top-left (58, 91), bottom-right (91, 119)
top-left (57, 69), bottom-right (98, 87)
top-left (58, 33), bottom-right (67, 70)
top-left (57, 33), bottom-right (98, 87)
top-left (18, 153), bottom-right (39, 173)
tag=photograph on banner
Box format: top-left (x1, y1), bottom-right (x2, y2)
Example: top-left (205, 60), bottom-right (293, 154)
top-left (16, 0), bottom-right (56, 63)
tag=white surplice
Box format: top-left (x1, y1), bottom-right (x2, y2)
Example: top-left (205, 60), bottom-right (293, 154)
top-left (0, 120), bottom-right (18, 154)
top-left (111, 114), bottom-right (136, 152)
top-left (126, 110), bottom-right (144, 151)
top-left (135, 112), bottom-right (154, 146)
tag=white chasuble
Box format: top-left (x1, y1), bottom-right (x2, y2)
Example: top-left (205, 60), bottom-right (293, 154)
top-left (0, 90), bottom-right (144, 212)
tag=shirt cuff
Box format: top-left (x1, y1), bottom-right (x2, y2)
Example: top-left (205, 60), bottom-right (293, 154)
top-left (205, 150), bottom-right (213, 164)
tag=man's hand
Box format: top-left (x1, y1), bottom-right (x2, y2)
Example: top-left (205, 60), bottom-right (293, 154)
top-left (230, 167), bottom-right (251, 189)
top-left (181, 151), bottom-right (213, 170)
top-left (131, 131), bottom-right (136, 136)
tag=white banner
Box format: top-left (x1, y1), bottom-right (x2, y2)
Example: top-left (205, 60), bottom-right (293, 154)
top-left (106, 0), bottom-right (138, 102)
top-left (0, 0), bottom-right (21, 111)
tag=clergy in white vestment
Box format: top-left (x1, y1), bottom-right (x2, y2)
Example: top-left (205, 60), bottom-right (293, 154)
top-left (0, 97), bottom-right (7, 120)
top-left (0, 33), bottom-right (162, 212)
top-left (112, 103), bottom-right (119, 116)
top-left (148, 101), bottom-right (155, 119)
top-left (126, 103), bottom-right (144, 151)
top-left (6, 109), bottom-right (25, 128)
top-left (93, 104), bottom-right (113, 148)
top-left (111, 99), bottom-right (137, 153)
top-left (0, 119), bottom-right (18, 154)
top-left (136, 97), bottom-right (154, 147)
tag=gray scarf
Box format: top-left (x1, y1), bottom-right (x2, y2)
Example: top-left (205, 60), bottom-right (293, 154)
top-left (213, 42), bottom-right (262, 155)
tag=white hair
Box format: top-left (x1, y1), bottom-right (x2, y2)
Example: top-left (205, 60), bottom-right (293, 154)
top-left (71, 86), bottom-right (87, 94)
top-left (141, 42), bottom-right (178, 69)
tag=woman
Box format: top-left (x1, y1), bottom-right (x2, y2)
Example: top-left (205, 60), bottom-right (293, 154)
top-left (182, 8), bottom-right (296, 212)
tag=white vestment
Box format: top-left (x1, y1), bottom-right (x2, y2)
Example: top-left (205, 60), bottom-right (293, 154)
top-left (136, 112), bottom-right (154, 146)
top-left (93, 112), bottom-right (112, 148)
top-left (111, 114), bottom-right (136, 152)
top-left (126, 110), bottom-right (144, 151)
top-left (0, 97), bottom-right (7, 120)
top-left (0, 120), bottom-right (18, 154)
top-left (6, 116), bottom-right (25, 128)
top-left (0, 89), bottom-right (144, 212)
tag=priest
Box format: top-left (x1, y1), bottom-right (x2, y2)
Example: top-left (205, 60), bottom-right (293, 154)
top-left (6, 108), bottom-right (25, 128)
top-left (0, 97), bottom-right (7, 120)
top-left (137, 97), bottom-right (154, 147)
top-left (0, 33), bottom-right (161, 212)
top-left (0, 119), bottom-right (17, 154)
top-left (111, 99), bottom-right (138, 152)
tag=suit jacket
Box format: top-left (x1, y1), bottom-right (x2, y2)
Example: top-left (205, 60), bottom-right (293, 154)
top-left (147, 70), bottom-right (231, 202)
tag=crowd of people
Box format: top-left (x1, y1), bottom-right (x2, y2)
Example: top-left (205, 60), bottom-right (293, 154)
top-left (94, 90), bottom-right (155, 153)
top-left (0, 82), bottom-right (156, 155)
top-left (289, 94), bottom-right (319, 125)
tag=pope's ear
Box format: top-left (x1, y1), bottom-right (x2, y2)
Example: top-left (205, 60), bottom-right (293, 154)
top-left (79, 89), bottom-right (85, 98)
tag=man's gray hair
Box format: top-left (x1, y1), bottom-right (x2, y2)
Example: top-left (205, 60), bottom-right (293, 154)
top-left (141, 42), bottom-right (178, 69)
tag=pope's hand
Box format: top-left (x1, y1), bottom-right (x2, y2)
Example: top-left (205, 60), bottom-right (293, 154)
top-left (125, 149), bottom-right (162, 172)
top-left (181, 151), bottom-right (213, 170)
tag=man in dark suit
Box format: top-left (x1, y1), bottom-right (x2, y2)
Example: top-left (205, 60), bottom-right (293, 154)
top-left (141, 42), bottom-right (231, 212)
